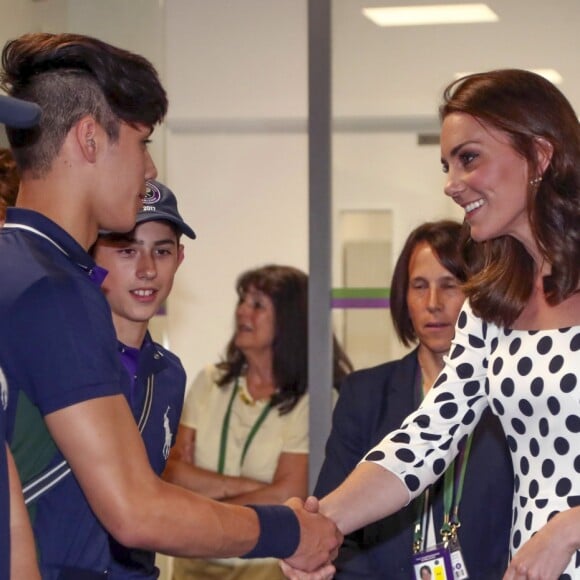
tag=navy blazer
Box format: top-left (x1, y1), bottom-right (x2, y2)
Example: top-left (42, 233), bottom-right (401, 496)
top-left (315, 349), bottom-right (513, 579)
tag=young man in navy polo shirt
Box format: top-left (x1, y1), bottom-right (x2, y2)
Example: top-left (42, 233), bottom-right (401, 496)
top-left (92, 179), bottom-right (194, 577)
top-left (0, 93), bottom-right (41, 580)
top-left (0, 32), bottom-right (340, 578)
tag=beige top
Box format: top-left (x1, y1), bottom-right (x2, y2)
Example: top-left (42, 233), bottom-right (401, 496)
top-left (181, 364), bottom-right (309, 482)
top-left (180, 364), bottom-right (310, 567)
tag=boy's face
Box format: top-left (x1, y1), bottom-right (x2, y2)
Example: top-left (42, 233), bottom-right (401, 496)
top-left (94, 220), bottom-right (184, 326)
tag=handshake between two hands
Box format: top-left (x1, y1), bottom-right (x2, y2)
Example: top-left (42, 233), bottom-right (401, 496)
top-left (279, 496), bottom-right (342, 580)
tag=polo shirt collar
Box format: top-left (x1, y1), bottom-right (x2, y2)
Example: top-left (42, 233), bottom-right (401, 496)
top-left (139, 333), bottom-right (168, 376)
top-left (4, 207), bottom-right (108, 286)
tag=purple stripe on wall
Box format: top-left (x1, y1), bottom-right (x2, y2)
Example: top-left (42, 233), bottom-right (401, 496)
top-left (331, 298), bottom-right (390, 309)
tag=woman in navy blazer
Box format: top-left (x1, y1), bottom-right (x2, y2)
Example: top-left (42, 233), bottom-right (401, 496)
top-left (315, 220), bottom-right (513, 579)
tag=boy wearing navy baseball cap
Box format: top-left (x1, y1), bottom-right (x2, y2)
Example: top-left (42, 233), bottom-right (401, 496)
top-left (134, 179), bottom-right (196, 239)
top-left (99, 179), bottom-right (196, 240)
top-left (92, 179), bottom-right (194, 576)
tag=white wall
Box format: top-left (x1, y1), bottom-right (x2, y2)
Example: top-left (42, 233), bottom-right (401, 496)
top-left (333, 131), bottom-right (462, 363)
top-left (0, 0), bottom-right (67, 40)
top-left (333, 131), bottom-right (462, 287)
top-left (163, 0), bottom-right (309, 382)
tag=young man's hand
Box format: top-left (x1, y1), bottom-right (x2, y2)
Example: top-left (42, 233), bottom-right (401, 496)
top-left (282, 496), bottom-right (342, 573)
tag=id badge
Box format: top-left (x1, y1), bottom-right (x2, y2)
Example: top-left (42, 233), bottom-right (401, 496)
top-left (447, 536), bottom-right (469, 579)
top-left (411, 544), bottom-right (453, 580)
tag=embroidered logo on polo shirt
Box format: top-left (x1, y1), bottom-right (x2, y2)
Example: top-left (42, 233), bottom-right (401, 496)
top-left (0, 366), bottom-right (7, 410)
top-left (163, 406), bottom-right (172, 459)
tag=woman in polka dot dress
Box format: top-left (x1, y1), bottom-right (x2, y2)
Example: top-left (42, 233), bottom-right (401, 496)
top-left (282, 69), bottom-right (580, 580)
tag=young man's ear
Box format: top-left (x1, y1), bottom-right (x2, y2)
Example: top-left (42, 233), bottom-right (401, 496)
top-left (75, 116), bottom-right (99, 163)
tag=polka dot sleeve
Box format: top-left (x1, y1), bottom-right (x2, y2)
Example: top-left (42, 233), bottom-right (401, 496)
top-left (361, 301), bottom-right (498, 501)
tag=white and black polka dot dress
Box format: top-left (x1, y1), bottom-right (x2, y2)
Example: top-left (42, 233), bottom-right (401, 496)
top-left (364, 302), bottom-right (580, 578)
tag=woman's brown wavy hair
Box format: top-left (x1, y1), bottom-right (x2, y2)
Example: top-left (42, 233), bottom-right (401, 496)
top-left (440, 69), bottom-right (580, 327)
top-left (217, 264), bottom-right (353, 415)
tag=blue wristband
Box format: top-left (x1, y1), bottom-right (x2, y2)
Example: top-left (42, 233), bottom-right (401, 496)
top-left (241, 504), bottom-right (301, 559)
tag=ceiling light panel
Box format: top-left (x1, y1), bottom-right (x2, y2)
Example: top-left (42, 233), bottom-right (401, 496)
top-left (363, 4), bottom-right (499, 27)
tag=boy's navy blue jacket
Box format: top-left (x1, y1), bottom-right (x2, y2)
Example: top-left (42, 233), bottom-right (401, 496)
top-left (315, 349), bottom-right (514, 579)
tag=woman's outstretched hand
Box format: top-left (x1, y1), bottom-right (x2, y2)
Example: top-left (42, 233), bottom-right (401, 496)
top-left (280, 496), bottom-right (338, 579)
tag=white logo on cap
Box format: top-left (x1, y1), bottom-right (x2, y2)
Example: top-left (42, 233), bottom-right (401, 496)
top-left (143, 181), bottom-right (161, 206)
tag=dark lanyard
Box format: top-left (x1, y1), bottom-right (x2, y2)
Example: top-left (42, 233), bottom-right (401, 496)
top-left (412, 366), bottom-right (473, 552)
top-left (217, 377), bottom-right (272, 475)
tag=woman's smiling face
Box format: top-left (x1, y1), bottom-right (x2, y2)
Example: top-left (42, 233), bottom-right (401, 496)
top-left (440, 112), bottom-right (533, 245)
top-left (234, 285), bottom-right (276, 356)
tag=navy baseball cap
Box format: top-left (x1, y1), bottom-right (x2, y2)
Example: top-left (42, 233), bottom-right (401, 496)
top-left (136, 179), bottom-right (196, 239)
top-left (0, 94), bottom-right (41, 128)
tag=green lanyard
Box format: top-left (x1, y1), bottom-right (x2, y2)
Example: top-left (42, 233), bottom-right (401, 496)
top-left (413, 434), bottom-right (473, 552)
top-left (412, 365), bottom-right (473, 553)
top-left (441, 433), bottom-right (473, 539)
top-left (217, 377), bottom-right (272, 475)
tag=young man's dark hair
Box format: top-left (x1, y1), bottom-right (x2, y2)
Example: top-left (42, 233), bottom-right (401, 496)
top-left (1, 32), bottom-right (167, 176)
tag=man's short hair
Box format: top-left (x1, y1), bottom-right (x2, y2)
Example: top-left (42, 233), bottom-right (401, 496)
top-left (1, 33), bottom-right (168, 176)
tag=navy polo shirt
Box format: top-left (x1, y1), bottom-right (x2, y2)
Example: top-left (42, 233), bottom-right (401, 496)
top-left (119, 337), bottom-right (185, 475)
top-left (0, 208), bottom-right (124, 577)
